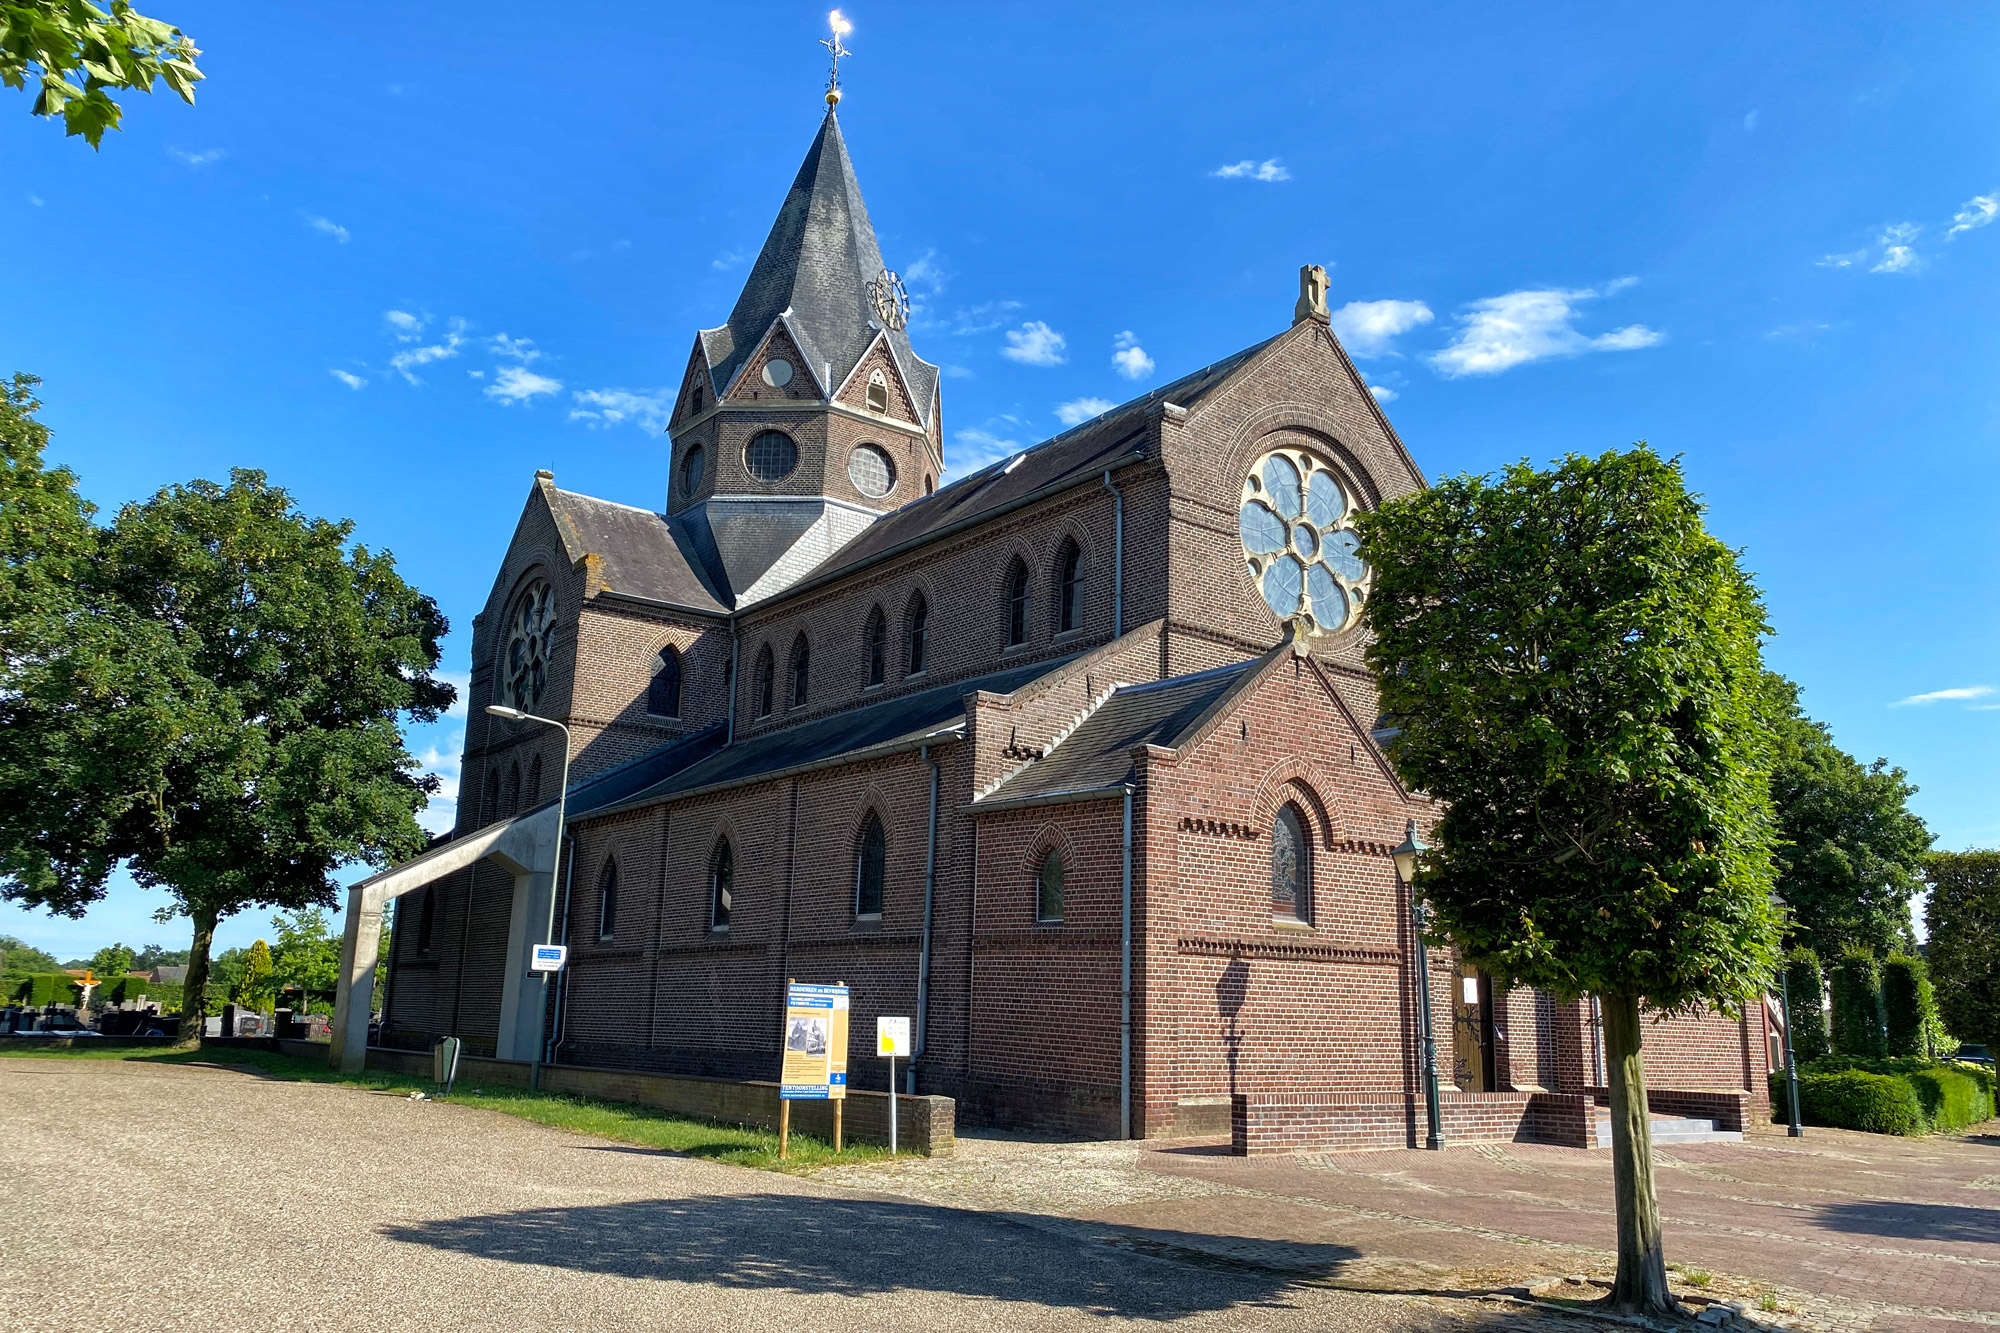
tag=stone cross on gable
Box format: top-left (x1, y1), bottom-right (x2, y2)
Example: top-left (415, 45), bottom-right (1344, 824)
top-left (1294, 265), bottom-right (1331, 325)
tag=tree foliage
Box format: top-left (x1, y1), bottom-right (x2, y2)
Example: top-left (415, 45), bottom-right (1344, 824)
top-left (1784, 947), bottom-right (1829, 1062)
top-left (270, 906), bottom-right (339, 1004)
top-left (0, 934), bottom-right (61, 979)
top-left (1880, 954), bottom-right (1936, 1060)
top-left (1358, 446), bottom-right (1780, 1316)
top-left (234, 938), bottom-right (273, 1011)
top-left (0, 0), bottom-right (202, 146)
top-left (1927, 850), bottom-right (2000, 1052)
top-left (87, 941), bottom-right (133, 976)
top-left (1763, 674), bottom-right (1931, 958)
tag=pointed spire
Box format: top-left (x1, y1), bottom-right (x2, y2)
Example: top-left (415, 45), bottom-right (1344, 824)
top-left (699, 110), bottom-right (938, 426)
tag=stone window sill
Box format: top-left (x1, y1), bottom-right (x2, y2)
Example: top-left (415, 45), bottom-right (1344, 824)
top-left (1270, 917), bottom-right (1314, 934)
top-left (851, 915), bottom-right (883, 934)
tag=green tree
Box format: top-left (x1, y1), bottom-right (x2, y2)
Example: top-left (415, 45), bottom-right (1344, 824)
top-left (87, 941), bottom-right (133, 976)
top-left (1928, 850), bottom-right (2000, 1053)
top-left (1829, 947), bottom-right (1885, 1058)
top-left (1784, 947), bottom-right (1829, 1062)
top-left (269, 906), bottom-right (340, 1010)
top-left (0, 447), bottom-right (454, 1048)
top-left (1358, 446), bottom-right (1779, 1317)
top-left (1, 1), bottom-right (202, 146)
top-left (1764, 674), bottom-right (1932, 958)
top-left (131, 942), bottom-right (186, 970)
top-left (0, 934), bottom-right (62, 979)
top-left (234, 938), bottom-right (273, 1012)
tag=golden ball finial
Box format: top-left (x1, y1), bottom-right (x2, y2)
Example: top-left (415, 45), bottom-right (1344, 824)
top-left (826, 87), bottom-right (842, 106)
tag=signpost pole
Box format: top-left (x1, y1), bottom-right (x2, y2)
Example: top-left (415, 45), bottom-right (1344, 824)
top-left (779, 1099), bottom-right (790, 1161)
top-left (834, 1097), bottom-right (843, 1152)
top-left (889, 1054), bottom-right (897, 1155)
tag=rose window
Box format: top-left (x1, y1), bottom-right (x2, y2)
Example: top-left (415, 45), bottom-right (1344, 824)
top-left (1238, 449), bottom-right (1369, 635)
top-left (505, 580), bottom-right (556, 710)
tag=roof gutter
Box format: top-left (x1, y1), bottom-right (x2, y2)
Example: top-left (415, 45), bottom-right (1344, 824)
top-left (962, 783), bottom-right (1129, 815)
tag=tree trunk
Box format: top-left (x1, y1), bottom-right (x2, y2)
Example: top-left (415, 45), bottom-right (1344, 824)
top-left (1601, 990), bottom-right (1680, 1317)
top-left (171, 905), bottom-right (220, 1051)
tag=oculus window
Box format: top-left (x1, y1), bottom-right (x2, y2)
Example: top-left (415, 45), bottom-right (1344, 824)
top-left (681, 444), bottom-right (706, 497)
top-left (745, 430), bottom-right (799, 482)
top-left (848, 443), bottom-right (895, 499)
top-left (1238, 449), bottom-right (1370, 636)
top-left (504, 580), bottom-right (556, 710)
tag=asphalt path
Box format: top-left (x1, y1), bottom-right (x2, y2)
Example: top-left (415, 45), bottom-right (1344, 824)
top-left (0, 1058), bottom-right (1558, 1333)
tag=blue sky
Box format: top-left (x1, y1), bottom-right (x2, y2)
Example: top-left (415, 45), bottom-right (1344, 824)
top-left (3, 1), bottom-right (1995, 959)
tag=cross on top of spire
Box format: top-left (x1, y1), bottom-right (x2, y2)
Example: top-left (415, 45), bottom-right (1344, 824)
top-left (822, 10), bottom-right (853, 107)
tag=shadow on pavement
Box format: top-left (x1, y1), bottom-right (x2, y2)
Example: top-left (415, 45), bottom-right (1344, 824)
top-left (1812, 1200), bottom-right (2000, 1245)
top-left (381, 1193), bottom-right (1359, 1318)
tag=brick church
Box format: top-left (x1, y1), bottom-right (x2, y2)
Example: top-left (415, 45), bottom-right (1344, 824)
top-left (374, 101), bottom-right (1765, 1145)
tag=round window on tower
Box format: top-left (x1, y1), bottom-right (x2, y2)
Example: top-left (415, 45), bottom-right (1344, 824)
top-left (744, 430), bottom-right (799, 482)
top-left (681, 444), bottom-right (706, 497)
top-left (1237, 447), bottom-right (1370, 637)
top-left (848, 444), bottom-right (896, 499)
top-left (761, 358), bottom-right (794, 388)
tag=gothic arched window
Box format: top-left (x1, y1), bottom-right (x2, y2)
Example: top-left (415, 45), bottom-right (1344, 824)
top-left (649, 647), bottom-right (683, 718)
top-left (526, 754), bottom-right (543, 807)
top-left (504, 761), bottom-right (522, 817)
top-left (1005, 558), bottom-right (1030, 648)
top-left (905, 592), bottom-right (929, 676)
top-left (864, 607), bottom-right (886, 688)
top-left (1271, 803), bottom-right (1309, 921)
top-left (1056, 539), bottom-right (1084, 634)
top-left (709, 839), bottom-right (733, 932)
top-left (414, 887), bottom-right (436, 955)
top-left (597, 858), bottom-right (619, 940)
top-left (484, 769), bottom-right (500, 823)
top-left (503, 580), bottom-right (556, 711)
top-left (754, 646), bottom-right (775, 718)
top-left (1037, 850), bottom-right (1065, 923)
top-left (788, 634), bottom-right (811, 708)
top-left (855, 813), bottom-right (886, 918)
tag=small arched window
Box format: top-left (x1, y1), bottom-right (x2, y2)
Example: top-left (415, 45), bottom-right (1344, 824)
top-left (1271, 804), bottom-right (1309, 921)
top-left (754, 646), bottom-right (775, 718)
top-left (855, 813), bottom-right (886, 918)
top-left (710, 839), bottom-right (733, 931)
top-left (526, 754), bottom-right (543, 807)
top-left (1037, 850), bottom-right (1065, 923)
top-left (864, 607), bottom-right (886, 687)
top-left (1005, 559), bottom-right (1030, 648)
top-left (691, 384), bottom-right (704, 416)
top-left (597, 858), bottom-right (619, 940)
top-left (924, 474), bottom-right (935, 495)
top-left (1057, 539), bottom-right (1084, 634)
top-left (649, 647), bottom-right (683, 718)
top-left (505, 762), bottom-right (522, 817)
top-left (866, 369), bottom-right (890, 414)
top-left (905, 592), bottom-right (929, 676)
top-left (414, 887), bottom-right (436, 955)
top-left (484, 769), bottom-right (500, 823)
top-left (789, 635), bottom-right (811, 708)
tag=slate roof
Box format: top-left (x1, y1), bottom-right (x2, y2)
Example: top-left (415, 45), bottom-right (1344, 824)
top-left (980, 656), bottom-right (1268, 806)
top-left (700, 110), bottom-right (939, 425)
top-left (566, 724), bottom-right (730, 821)
top-left (583, 655), bottom-right (1083, 820)
top-left (780, 334), bottom-right (1281, 598)
top-left (544, 486), bottom-right (730, 615)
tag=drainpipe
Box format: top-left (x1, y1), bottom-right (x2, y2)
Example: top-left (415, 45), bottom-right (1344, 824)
top-left (1120, 783), bottom-right (1134, 1139)
top-left (548, 832), bottom-right (577, 1062)
top-left (725, 619), bottom-right (740, 745)
top-left (1100, 471), bottom-right (1124, 637)
top-left (914, 744), bottom-right (941, 1095)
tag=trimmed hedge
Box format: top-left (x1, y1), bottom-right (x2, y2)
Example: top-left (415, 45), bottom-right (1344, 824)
top-left (9, 973), bottom-right (82, 1006)
top-left (1784, 948), bottom-right (1830, 1061)
top-left (1882, 954), bottom-right (1935, 1059)
top-left (1830, 948), bottom-right (1885, 1058)
top-left (1774, 1056), bottom-right (1997, 1135)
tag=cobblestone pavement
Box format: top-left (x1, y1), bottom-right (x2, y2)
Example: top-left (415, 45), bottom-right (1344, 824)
top-left (815, 1121), bottom-right (2000, 1333)
top-left (3, 1059), bottom-right (1627, 1333)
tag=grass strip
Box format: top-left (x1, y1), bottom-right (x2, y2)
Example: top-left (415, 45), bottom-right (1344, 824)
top-left (0, 1043), bottom-right (892, 1173)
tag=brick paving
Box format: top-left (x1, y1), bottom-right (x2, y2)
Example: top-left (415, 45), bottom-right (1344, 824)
top-left (817, 1122), bottom-right (2000, 1331)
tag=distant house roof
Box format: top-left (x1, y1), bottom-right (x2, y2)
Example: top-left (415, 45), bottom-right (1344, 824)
top-left (150, 965), bottom-right (187, 984)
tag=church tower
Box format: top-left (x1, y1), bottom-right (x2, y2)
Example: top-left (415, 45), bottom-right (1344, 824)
top-left (663, 107), bottom-right (942, 607)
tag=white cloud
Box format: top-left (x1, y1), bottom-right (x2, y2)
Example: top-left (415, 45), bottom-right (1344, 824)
top-left (301, 212), bottom-right (349, 243)
top-left (903, 249), bottom-right (947, 293)
top-left (412, 739), bottom-right (462, 837)
top-left (489, 333), bottom-right (541, 362)
top-left (569, 387), bottom-right (674, 432)
top-left (1367, 383), bottom-right (1398, 403)
top-left (389, 318), bottom-right (467, 384)
top-left (940, 364), bottom-right (974, 379)
top-left (1817, 250), bottom-right (1865, 269)
top-left (385, 310), bottom-right (426, 340)
top-left (1428, 286), bottom-right (1664, 377)
top-left (1327, 299), bottom-right (1435, 357)
top-left (28, 194), bottom-right (43, 207)
top-left (1947, 194), bottom-right (1998, 238)
top-left (950, 427), bottom-right (1020, 472)
top-left (946, 300), bottom-right (1023, 336)
top-left (1001, 320), bottom-right (1067, 367)
top-left (1055, 397), bottom-right (1116, 426)
top-left (468, 369), bottom-right (485, 378)
top-left (1871, 222), bottom-right (1920, 273)
top-left (328, 369), bottom-right (366, 390)
top-left (168, 146), bottom-right (225, 166)
top-left (486, 365), bottom-right (562, 404)
top-left (1891, 685), bottom-right (1993, 707)
top-left (1212, 158), bottom-right (1290, 182)
top-left (711, 250), bottom-right (747, 271)
top-left (1603, 275), bottom-right (1641, 295)
top-left (1743, 110), bottom-right (1760, 131)
top-left (1110, 330), bottom-right (1155, 380)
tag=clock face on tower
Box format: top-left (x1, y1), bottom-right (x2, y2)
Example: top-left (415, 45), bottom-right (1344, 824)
top-left (870, 268), bottom-right (909, 331)
top-left (1238, 448), bottom-right (1370, 637)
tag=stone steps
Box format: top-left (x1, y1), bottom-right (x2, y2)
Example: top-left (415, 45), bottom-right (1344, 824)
top-left (1593, 1113), bottom-right (1742, 1145)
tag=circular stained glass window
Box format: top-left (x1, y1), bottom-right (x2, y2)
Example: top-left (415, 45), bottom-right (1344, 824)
top-left (848, 444), bottom-right (896, 499)
top-left (1237, 447), bottom-right (1371, 636)
top-left (745, 430), bottom-right (798, 481)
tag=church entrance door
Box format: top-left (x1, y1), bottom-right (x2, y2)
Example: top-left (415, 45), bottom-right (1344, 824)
top-left (1451, 962), bottom-right (1498, 1092)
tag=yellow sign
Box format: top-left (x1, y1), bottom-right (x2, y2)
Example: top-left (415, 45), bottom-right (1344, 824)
top-left (780, 981), bottom-right (848, 1099)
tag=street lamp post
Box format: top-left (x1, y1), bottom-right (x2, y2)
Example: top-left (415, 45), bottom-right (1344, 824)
top-left (486, 704), bottom-right (570, 1092)
top-left (1392, 820), bottom-right (1444, 1151)
top-left (1772, 893), bottom-right (1803, 1138)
